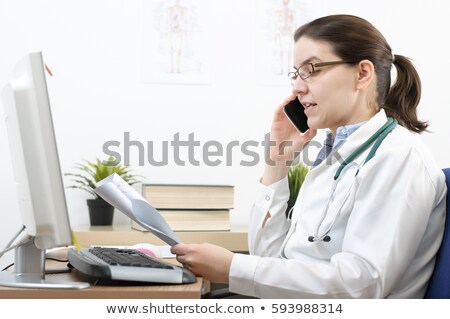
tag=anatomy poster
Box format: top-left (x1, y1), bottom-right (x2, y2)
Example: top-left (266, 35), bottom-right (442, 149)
top-left (142, 0), bottom-right (211, 84)
top-left (255, 0), bottom-right (324, 86)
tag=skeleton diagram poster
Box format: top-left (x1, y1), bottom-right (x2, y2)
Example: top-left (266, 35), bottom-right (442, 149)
top-left (255, 0), bottom-right (324, 86)
top-left (142, 0), bottom-right (211, 84)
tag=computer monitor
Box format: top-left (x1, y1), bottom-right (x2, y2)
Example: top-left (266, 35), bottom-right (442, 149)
top-left (0, 51), bottom-right (88, 289)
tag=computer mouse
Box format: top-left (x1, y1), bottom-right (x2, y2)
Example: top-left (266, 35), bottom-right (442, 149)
top-left (128, 243), bottom-right (162, 258)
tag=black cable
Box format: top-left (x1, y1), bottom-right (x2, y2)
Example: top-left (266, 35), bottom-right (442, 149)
top-left (1, 263), bottom-right (14, 272)
top-left (45, 257), bottom-right (68, 263)
top-left (1, 258), bottom-right (69, 273)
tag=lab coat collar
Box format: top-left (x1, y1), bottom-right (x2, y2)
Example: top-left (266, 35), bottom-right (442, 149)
top-left (313, 110), bottom-right (389, 169)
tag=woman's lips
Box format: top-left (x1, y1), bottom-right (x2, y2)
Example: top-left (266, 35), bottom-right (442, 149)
top-left (303, 102), bottom-right (317, 114)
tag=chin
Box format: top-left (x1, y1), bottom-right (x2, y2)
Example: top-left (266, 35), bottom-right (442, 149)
top-left (306, 119), bottom-right (323, 130)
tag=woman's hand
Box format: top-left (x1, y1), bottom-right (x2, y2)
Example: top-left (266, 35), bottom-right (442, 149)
top-left (262, 95), bottom-right (317, 185)
top-left (171, 243), bottom-right (234, 284)
top-left (268, 94), bottom-right (317, 163)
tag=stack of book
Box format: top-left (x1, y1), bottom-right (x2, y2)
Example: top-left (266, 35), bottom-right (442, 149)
top-left (132, 184), bottom-right (234, 232)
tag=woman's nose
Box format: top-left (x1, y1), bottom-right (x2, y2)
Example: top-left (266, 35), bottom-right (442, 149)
top-left (291, 78), bottom-right (308, 96)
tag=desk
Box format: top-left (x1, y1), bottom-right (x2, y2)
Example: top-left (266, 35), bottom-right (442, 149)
top-left (0, 225), bottom-right (246, 298)
top-left (0, 261), bottom-right (207, 299)
top-left (73, 225), bottom-right (248, 252)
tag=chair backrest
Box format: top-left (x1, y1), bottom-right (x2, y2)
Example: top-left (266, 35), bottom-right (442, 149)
top-left (424, 168), bottom-right (450, 298)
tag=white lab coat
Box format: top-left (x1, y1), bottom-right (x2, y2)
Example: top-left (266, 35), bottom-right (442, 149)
top-left (229, 110), bottom-right (447, 298)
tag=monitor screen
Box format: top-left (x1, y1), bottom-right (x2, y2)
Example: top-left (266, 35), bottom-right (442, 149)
top-left (0, 51), bottom-right (88, 289)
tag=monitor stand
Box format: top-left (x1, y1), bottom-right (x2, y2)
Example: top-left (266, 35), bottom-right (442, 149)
top-left (0, 236), bottom-right (89, 289)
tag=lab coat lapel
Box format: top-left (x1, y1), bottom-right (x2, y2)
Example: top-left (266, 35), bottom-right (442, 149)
top-left (316, 110), bottom-right (388, 170)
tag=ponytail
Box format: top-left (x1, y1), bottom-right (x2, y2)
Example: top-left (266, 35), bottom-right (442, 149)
top-left (383, 54), bottom-right (428, 133)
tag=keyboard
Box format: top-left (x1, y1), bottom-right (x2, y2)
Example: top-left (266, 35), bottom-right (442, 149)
top-left (67, 247), bottom-right (196, 284)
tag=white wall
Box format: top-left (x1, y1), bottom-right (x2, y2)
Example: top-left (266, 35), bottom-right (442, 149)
top-left (1, 0), bottom-right (449, 269)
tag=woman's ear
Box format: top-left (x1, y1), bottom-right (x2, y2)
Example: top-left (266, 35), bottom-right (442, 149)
top-left (356, 59), bottom-right (375, 90)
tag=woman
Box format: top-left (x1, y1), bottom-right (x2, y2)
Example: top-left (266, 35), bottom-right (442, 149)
top-left (171, 15), bottom-right (447, 298)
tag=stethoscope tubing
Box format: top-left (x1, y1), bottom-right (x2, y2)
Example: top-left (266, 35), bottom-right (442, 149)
top-left (334, 118), bottom-right (397, 180)
top-left (307, 118), bottom-right (398, 243)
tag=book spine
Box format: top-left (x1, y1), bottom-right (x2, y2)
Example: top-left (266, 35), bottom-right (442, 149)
top-left (142, 184), bottom-right (234, 210)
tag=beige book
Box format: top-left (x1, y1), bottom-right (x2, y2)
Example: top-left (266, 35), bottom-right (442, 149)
top-left (142, 184), bottom-right (234, 210)
top-left (131, 210), bottom-right (230, 232)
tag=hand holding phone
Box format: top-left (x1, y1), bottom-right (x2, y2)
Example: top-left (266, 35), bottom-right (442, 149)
top-left (283, 98), bottom-right (309, 133)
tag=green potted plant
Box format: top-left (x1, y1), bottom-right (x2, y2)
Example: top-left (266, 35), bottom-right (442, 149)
top-left (65, 157), bottom-right (141, 226)
top-left (286, 161), bottom-right (310, 217)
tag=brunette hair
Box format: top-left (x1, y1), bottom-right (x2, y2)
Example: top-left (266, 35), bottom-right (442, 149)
top-left (294, 15), bottom-right (427, 133)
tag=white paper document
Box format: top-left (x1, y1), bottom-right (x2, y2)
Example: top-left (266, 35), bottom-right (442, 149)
top-left (93, 173), bottom-right (181, 246)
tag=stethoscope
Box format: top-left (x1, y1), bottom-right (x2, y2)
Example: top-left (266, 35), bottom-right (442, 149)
top-left (306, 117), bottom-right (398, 243)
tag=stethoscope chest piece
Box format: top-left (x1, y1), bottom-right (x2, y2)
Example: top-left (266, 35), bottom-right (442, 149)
top-left (308, 235), bottom-right (331, 242)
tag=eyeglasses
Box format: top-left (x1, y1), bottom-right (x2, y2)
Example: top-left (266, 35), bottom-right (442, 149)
top-left (288, 61), bottom-right (356, 85)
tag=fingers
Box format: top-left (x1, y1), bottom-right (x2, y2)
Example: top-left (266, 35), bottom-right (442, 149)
top-left (170, 243), bottom-right (233, 283)
top-left (176, 255), bottom-right (188, 267)
top-left (170, 243), bottom-right (186, 255)
top-left (171, 243), bottom-right (195, 270)
top-left (280, 94), bottom-right (297, 108)
top-left (274, 95), bottom-right (296, 118)
top-left (171, 244), bottom-right (188, 265)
